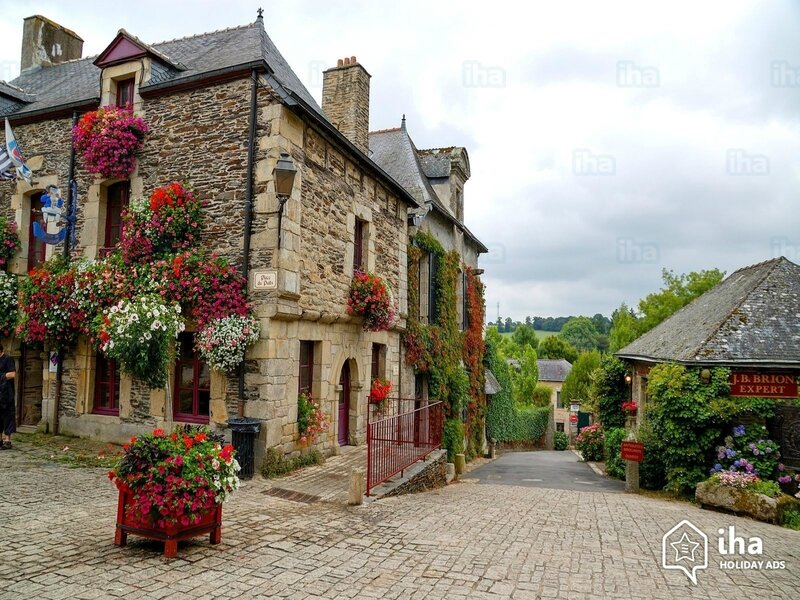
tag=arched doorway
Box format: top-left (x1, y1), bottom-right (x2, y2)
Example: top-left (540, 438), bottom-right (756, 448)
top-left (338, 363), bottom-right (350, 445)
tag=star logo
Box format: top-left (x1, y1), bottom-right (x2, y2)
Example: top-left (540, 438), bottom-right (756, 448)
top-left (671, 532), bottom-right (700, 562)
top-left (662, 520), bottom-right (708, 585)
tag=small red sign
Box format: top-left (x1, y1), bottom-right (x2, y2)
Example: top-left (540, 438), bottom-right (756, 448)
top-left (620, 441), bottom-right (644, 462)
top-left (729, 372), bottom-right (798, 398)
top-left (569, 414), bottom-right (578, 424)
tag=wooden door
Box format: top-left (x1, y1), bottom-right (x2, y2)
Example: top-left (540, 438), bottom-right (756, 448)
top-left (338, 363), bottom-right (350, 445)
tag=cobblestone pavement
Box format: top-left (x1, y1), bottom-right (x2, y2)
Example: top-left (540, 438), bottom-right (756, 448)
top-left (1, 442), bottom-right (799, 599)
top-left (262, 445), bottom-right (367, 503)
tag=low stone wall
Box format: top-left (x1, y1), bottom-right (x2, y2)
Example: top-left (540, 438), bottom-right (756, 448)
top-left (696, 480), bottom-right (800, 525)
top-left (379, 449), bottom-right (447, 498)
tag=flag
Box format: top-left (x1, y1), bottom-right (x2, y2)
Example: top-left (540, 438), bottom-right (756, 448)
top-left (4, 118), bottom-right (31, 183)
top-left (0, 145), bottom-right (14, 180)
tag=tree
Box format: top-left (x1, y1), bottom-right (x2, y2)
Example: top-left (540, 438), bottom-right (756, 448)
top-left (525, 316), bottom-right (532, 327)
top-left (504, 317), bottom-right (514, 333)
top-left (558, 316), bottom-right (599, 351)
top-left (560, 351), bottom-right (601, 408)
top-left (590, 354), bottom-right (628, 429)
top-left (511, 346), bottom-right (539, 405)
top-left (495, 316), bottom-right (504, 332)
top-left (591, 313), bottom-right (611, 334)
top-left (609, 303), bottom-right (640, 352)
top-left (511, 324), bottom-right (538, 351)
top-left (537, 335), bottom-right (578, 363)
top-left (638, 268), bottom-right (724, 333)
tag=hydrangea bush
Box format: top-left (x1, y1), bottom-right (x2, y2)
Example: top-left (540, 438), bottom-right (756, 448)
top-left (196, 315), bottom-right (260, 372)
top-left (576, 422), bottom-right (604, 462)
top-left (709, 424), bottom-right (781, 480)
top-left (73, 106), bottom-right (148, 178)
top-left (108, 426), bottom-right (240, 528)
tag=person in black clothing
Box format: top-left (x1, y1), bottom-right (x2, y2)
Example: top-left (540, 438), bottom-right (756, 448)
top-left (0, 344), bottom-right (16, 449)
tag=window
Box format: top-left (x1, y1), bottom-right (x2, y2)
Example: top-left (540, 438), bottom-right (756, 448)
top-left (116, 78), bottom-right (135, 109)
top-left (371, 343), bottom-right (386, 382)
top-left (556, 422), bottom-right (565, 433)
top-left (299, 341), bottom-right (314, 396)
top-left (103, 181), bottom-right (130, 253)
top-left (556, 390), bottom-right (562, 409)
top-left (93, 354), bottom-right (120, 415)
top-left (173, 332), bottom-right (210, 423)
top-left (353, 218), bottom-right (365, 273)
top-left (27, 192), bottom-right (46, 270)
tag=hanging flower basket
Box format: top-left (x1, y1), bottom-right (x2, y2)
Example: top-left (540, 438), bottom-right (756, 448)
top-left (346, 271), bottom-right (396, 331)
top-left (73, 105), bottom-right (148, 178)
top-left (622, 401), bottom-right (638, 416)
top-left (369, 378), bottom-right (391, 404)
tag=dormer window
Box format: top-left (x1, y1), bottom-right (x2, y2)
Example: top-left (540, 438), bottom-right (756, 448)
top-left (116, 78), bottom-right (134, 109)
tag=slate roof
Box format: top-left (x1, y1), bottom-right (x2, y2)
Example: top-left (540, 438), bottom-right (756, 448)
top-left (537, 359), bottom-right (572, 382)
top-left (616, 257), bottom-right (800, 366)
top-left (1, 19), bottom-right (323, 120)
top-left (368, 124), bottom-right (487, 252)
top-left (418, 149), bottom-right (452, 178)
top-left (485, 368), bottom-right (502, 395)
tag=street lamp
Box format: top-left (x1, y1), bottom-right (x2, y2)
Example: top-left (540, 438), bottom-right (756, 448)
top-left (272, 152), bottom-right (296, 248)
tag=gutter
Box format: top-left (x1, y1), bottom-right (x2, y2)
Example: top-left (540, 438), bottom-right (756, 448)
top-left (237, 68), bottom-right (259, 419)
top-left (614, 353), bottom-right (800, 370)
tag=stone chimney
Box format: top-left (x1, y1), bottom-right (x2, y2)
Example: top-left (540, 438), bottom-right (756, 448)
top-left (322, 56), bottom-right (371, 154)
top-left (21, 15), bottom-right (83, 72)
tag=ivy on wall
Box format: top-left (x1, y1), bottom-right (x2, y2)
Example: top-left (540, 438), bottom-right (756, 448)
top-left (405, 231), bottom-right (485, 461)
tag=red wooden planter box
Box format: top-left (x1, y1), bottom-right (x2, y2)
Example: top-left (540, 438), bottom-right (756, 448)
top-left (113, 488), bottom-right (222, 558)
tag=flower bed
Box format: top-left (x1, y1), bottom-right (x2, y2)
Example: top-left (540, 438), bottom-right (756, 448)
top-left (73, 106), bottom-right (148, 178)
top-left (109, 426), bottom-right (239, 557)
top-left (347, 271), bottom-right (396, 331)
top-left (297, 393), bottom-right (329, 446)
top-left (696, 475), bottom-right (800, 525)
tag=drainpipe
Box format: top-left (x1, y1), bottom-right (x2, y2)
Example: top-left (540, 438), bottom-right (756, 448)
top-left (52, 111), bottom-right (78, 435)
top-left (238, 69), bottom-right (259, 418)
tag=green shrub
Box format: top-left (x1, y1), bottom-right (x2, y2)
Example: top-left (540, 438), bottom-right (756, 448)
top-left (604, 427), bottom-right (627, 479)
top-left (783, 508), bottom-right (800, 531)
top-left (591, 355), bottom-right (627, 430)
top-left (260, 447), bottom-right (324, 478)
top-left (553, 430), bottom-right (569, 451)
top-left (443, 418), bottom-right (465, 462)
top-left (637, 422), bottom-right (667, 490)
top-left (531, 384), bottom-right (552, 407)
top-left (748, 479), bottom-right (781, 498)
top-left (575, 423), bottom-right (604, 461)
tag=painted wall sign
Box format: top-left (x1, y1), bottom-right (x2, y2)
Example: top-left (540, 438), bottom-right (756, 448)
top-left (621, 441), bottom-right (645, 462)
top-left (252, 269), bottom-right (278, 290)
top-left (729, 372), bottom-right (798, 398)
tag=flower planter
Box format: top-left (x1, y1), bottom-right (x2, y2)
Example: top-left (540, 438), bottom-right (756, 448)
top-left (113, 488), bottom-right (222, 558)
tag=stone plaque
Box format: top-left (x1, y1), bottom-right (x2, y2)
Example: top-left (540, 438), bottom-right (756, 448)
top-left (252, 269), bottom-right (278, 290)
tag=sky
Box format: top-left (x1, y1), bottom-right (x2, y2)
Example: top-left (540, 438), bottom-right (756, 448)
top-left (1, 1), bottom-right (799, 321)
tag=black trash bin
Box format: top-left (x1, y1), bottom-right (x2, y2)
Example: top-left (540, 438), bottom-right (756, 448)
top-left (228, 417), bottom-right (260, 480)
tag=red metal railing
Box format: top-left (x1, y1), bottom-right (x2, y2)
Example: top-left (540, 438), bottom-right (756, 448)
top-left (366, 401), bottom-right (443, 496)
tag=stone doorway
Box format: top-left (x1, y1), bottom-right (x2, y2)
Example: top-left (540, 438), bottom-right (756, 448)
top-left (17, 345), bottom-right (43, 427)
top-left (338, 363), bottom-right (351, 445)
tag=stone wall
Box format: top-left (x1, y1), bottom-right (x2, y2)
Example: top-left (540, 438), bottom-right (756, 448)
top-left (381, 449), bottom-right (447, 497)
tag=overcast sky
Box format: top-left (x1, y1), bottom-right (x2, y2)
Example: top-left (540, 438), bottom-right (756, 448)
top-left (2, 1), bottom-right (799, 321)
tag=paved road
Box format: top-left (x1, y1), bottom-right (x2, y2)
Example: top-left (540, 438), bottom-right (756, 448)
top-left (471, 450), bottom-right (626, 492)
top-left (1, 441), bottom-right (798, 599)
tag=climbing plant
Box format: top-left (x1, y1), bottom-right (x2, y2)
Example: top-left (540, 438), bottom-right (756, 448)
top-left (405, 231), bottom-right (485, 461)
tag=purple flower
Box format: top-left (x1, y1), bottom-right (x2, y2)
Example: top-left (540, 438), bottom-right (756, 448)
top-left (778, 475), bottom-right (792, 485)
top-left (733, 425), bottom-right (746, 437)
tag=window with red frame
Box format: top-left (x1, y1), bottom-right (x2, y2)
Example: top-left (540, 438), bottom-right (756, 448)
top-left (353, 219), bottom-right (364, 273)
top-left (299, 341), bottom-right (314, 396)
top-left (103, 181), bottom-right (130, 252)
top-left (173, 332), bottom-right (210, 423)
top-left (27, 192), bottom-right (46, 270)
top-left (116, 78), bottom-right (134, 109)
top-left (94, 353), bottom-right (120, 415)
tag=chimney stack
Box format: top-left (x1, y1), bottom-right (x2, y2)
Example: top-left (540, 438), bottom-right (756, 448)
top-left (322, 56), bottom-right (371, 154)
top-left (21, 15), bottom-right (83, 72)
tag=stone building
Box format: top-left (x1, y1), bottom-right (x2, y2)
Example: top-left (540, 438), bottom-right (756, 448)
top-left (536, 359), bottom-right (572, 433)
top-left (0, 14), bottom-right (486, 460)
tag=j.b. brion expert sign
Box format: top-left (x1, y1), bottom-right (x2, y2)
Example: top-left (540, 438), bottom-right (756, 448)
top-left (729, 373), bottom-right (798, 398)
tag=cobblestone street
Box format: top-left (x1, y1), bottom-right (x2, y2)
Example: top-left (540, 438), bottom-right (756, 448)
top-left (1, 443), bottom-right (798, 599)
